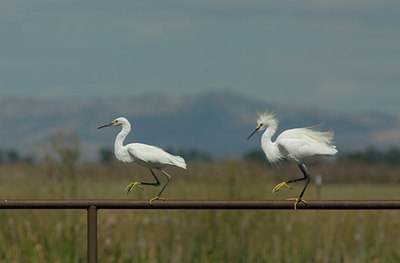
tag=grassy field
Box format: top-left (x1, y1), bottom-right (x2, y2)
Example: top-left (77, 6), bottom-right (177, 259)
top-left (0, 160), bottom-right (400, 262)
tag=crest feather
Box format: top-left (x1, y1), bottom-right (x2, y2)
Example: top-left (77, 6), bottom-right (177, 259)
top-left (257, 109), bottom-right (279, 129)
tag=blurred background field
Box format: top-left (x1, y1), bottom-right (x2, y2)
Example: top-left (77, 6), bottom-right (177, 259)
top-left (0, 156), bottom-right (400, 263)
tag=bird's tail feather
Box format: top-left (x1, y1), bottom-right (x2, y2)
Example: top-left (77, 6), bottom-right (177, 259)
top-left (169, 155), bottom-right (187, 169)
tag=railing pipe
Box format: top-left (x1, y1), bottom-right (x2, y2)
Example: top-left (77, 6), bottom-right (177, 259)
top-left (1, 199), bottom-right (400, 210)
top-left (87, 206), bottom-right (97, 263)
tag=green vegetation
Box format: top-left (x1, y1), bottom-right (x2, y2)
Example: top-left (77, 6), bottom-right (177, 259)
top-left (0, 133), bottom-right (399, 262)
top-left (0, 159), bottom-right (400, 262)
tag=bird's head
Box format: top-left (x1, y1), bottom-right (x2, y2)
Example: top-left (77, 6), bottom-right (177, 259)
top-left (247, 109), bottom-right (278, 140)
top-left (97, 117), bottom-right (129, 129)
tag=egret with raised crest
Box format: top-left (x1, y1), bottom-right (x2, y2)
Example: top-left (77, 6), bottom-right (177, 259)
top-left (98, 117), bottom-right (186, 204)
top-left (247, 109), bottom-right (337, 209)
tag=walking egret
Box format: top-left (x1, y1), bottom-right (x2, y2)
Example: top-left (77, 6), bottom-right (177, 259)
top-left (98, 117), bottom-right (186, 204)
top-left (247, 109), bottom-right (337, 209)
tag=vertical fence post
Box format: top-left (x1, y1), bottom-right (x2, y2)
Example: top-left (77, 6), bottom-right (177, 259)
top-left (87, 205), bottom-right (98, 263)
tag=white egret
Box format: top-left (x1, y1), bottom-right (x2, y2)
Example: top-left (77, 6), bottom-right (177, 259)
top-left (98, 117), bottom-right (186, 204)
top-left (247, 109), bottom-right (337, 209)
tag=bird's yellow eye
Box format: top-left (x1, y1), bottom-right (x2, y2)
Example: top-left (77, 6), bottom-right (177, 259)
top-left (113, 120), bottom-right (118, 124)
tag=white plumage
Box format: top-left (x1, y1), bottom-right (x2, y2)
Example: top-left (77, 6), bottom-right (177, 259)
top-left (247, 109), bottom-right (337, 209)
top-left (98, 117), bottom-right (186, 204)
top-left (122, 143), bottom-right (186, 169)
top-left (275, 128), bottom-right (337, 163)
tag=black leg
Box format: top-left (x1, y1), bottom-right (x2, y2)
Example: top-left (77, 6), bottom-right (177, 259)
top-left (140, 169), bottom-right (161, 186)
top-left (285, 164), bottom-right (310, 185)
top-left (287, 163), bottom-right (311, 210)
top-left (272, 163), bottom-right (311, 210)
top-left (149, 169), bottom-right (171, 204)
top-left (272, 163), bottom-right (310, 193)
top-left (157, 169), bottom-right (171, 197)
top-left (296, 163), bottom-right (311, 200)
top-left (125, 169), bottom-right (161, 194)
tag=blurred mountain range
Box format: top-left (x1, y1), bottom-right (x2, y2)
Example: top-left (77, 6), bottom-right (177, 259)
top-left (1, 90), bottom-right (399, 161)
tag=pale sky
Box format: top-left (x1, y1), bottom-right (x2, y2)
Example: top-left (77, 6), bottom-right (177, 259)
top-left (1, 0), bottom-right (400, 114)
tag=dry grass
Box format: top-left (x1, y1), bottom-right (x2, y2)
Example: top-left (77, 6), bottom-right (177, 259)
top-left (0, 161), bottom-right (399, 262)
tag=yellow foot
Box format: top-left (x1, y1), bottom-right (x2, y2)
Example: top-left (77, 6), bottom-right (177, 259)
top-left (149, 196), bottom-right (165, 205)
top-left (124, 182), bottom-right (143, 194)
top-left (272, 182), bottom-right (292, 193)
top-left (286, 198), bottom-right (307, 210)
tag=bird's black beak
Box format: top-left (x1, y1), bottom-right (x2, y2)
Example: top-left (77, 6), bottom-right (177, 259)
top-left (247, 126), bottom-right (260, 140)
top-left (97, 122), bottom-right (113, 129)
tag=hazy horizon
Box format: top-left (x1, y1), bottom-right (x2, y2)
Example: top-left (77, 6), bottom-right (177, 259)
top-left (0, 89), bottom-right (398, 117)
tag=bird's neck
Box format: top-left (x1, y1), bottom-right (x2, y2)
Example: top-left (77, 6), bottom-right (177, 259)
top-left (261, 126), bottom-right (282, 163)
top-left (114, 123), bottom-right (131, 153)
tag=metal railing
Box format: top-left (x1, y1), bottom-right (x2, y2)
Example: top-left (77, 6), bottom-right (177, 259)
top-left (1, 199), bottom-right (400, 263)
